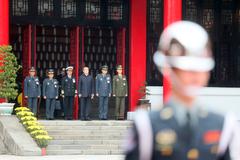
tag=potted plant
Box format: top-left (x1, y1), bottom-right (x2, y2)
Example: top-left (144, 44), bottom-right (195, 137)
top-left (0, 45), bottom-right (21, 115)
top-left (137, 81), bottom-right (151, 110)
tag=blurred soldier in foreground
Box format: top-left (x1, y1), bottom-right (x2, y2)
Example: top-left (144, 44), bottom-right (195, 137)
top-left (78, 66), bottom-right (94, 120)
top-left (113, 65), bottom-right (128, 120)
top-left (61, 66), bottom-right (77, 120)
top-left (124, 21), bottom-right (240, 160)
top-left (24, 67), bottom-right (41, 115)
top-left (42, 69), bottom-right (59, 120)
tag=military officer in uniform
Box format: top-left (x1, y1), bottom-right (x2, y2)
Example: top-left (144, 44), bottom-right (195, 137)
top-left (113, 65), bottom-right (128, 120)
top-left (24, 67), bottom-right (41, 115)
top-left (96, 65), bottom-right (112, 120)
top-left (57, 68), bottom-right (66, 82)
top-left (124, 21), bottom-right (240, 160)
top-left (78, 66), bottom-right (94, 120)
top-left (61, 66), bottom-right (77, 120)
top-left (42, 69), bottom-right (59, 120)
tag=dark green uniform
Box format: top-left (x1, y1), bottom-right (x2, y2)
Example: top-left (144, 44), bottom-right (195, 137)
top-left (113, 75), bottom-right (128, 120)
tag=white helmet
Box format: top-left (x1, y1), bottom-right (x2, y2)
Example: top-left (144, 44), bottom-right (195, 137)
top-left (154, 21), bottom-right (214, 72)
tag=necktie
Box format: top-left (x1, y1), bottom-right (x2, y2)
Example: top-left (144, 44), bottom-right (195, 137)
top-left (183, 111), bottom-right (193, 144)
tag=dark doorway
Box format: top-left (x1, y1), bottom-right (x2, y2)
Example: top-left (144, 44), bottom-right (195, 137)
top-left (10, 0), bottom-right (129, 119)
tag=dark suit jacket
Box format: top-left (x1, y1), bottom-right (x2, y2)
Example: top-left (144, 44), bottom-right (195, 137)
top-left (61, 76), bottom-right (76, 96)
top-left (78, 74), bottom-right (94, 97)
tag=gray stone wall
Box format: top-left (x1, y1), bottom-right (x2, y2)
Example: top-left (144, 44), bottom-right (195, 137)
top-left (0, 138), bottom-right (7, 154)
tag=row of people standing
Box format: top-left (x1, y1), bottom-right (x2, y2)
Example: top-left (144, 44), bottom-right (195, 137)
top-left (23, 64), bottom-right (128, 120)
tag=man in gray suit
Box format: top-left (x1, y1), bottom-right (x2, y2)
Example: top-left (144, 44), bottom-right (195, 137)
top-left (42, 69), bottom-right (59, 120)
top-left (24, 67), bottom-right (41, 115)
top-left (96, 65), bottom-right (112, 120)
top-left (78, 66), bottom-right (94, 120)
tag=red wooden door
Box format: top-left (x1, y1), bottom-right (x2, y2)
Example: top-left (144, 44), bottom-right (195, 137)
top-left (22, 24), bottom-right (35, 105)
top-left (116, 27), bottom-right (126, 74)
top-left (70, 26), bottom-right (81, 119)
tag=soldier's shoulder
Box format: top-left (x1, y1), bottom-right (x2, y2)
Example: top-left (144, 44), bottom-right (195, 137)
top-left (148, 110), bottom-right (162, 121)
top-left (133, 110), bottom-right (165, 128)
top-left (96, 74), bottom-right (101, 78)
top-left (203, 110), bottom-right (224, 122)
top-left (197, 107), bottom-right (225, 128)
top-left (43, 78), bottom-right (48, 82)
top-left (150, 106), bottom-right (175, 121)
top-left (113, 75), bottom-right (118, 80)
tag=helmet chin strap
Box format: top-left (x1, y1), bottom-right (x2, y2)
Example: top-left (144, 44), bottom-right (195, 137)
top-left (162, 67), bottom-right (202, 99)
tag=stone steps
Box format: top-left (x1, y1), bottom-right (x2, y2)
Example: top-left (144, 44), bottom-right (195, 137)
top-left (39, 120), bottom-right (132, 126)
top-left (47, 144), bottom-right (122, 150)
top-left (49, 139), bottom-right (121, 145)
top-left (44, 126), bottom-right (130, 130)
top-left (46, 149), bottom-right (123, 155)
top-left (38, 120), bottom-right (132, 155)
top-left (50, 135), bottom-right (125, 140)
top-left (48, 130), bottom-right (126, 135)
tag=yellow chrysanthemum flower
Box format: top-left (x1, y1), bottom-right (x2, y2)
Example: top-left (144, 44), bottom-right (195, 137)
top-left (16, 112), bottom-right (35, 119)
top-left (35, 135), bottom-right (52, 140)
top-left (21, 116), bottom-right (37, 121)
top-left (23, 121), bottom-right (40, 126)
top-left (15, 107), bottom-right (30, 112)
top-left (30, 130), bottom-right (48, 135)
top-left (27, 125), bottom-right (44, 131)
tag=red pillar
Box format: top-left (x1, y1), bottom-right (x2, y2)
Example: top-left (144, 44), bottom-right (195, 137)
top-left (70, 27), bottom-right (80, 119)
top-left (0, 0), bottom-right (9, 103)
top-left (22, 25), bottom-right (33, 106)
top-left (163, 0), bottom-right (182, 103)
top-left (129, 0), bottom-right (147, 111)
top-left (117, 27), bottom-right (126, 74)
